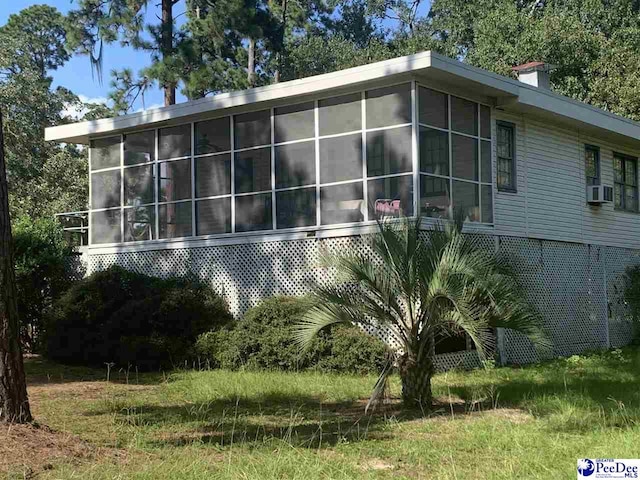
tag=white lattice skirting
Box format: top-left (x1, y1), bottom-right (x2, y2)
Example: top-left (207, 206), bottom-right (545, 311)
top-left (80, 234), bottom-right (638, 368)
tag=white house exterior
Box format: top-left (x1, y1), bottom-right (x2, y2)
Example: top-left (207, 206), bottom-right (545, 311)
top-left (46, 51), bottom-right (640, 368)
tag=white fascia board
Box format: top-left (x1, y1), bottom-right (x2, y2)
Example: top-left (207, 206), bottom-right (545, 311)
top-left (46, 50), bottom-right (640, 145)
top-left (46, 51), bottom-right (437, 144)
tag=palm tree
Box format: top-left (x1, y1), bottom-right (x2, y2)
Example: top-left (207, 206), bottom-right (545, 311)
top-left (295, 217), bottom-right (550, 411)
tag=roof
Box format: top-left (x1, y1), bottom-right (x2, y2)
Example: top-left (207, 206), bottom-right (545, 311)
top-left (45, 51), bottom-right (640, 147)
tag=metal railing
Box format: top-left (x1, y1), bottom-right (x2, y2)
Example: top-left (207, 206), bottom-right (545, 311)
top-left (55, 210), bottom-right (89, 247)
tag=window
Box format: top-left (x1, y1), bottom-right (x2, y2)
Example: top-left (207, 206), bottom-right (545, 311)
top-left (366, 126), bottom-right (412, 177)
top-left (159, 202), bottom-right (192, 238)
top-left (276, 188), bottom-right (316, 228)
top-left (159, 125), bottom-right (191, 159)
top-left (320, 183), bottom-right (364, 225)
top-left (614, 153), bottom-right (638, 212)
top-left (235, 193), bottom-right (272, 232)
top-left (124, 165), bottom-right (154, 206)
top-left (318, 93), bottom-right (361, 136)
top-left (368, 175), bottom-right (413, 220)
top-left (196, 197), bottom-right (231, 235)
top-left (234, 148), bottom-right (271, 193)
top-left (585, 145), bottom-right (600, 186)
top-left (124, 206), bottom-right (155, 242)
top-left (274, 102), bottom-right (314, 143)
top-left (90, 136), bottom-right (120, 170)
top-left (195, 117), bottom-right (230, 155)
top-left (275, 142), bottom-right (315, 188)
top-left (91, 209), bottom-right (121, 244)
top-left (319, 134), bottom-right (362, 184)
top-left (234, 110), bottom-right (270, 149)
top-left (195, 154), bottom-right (231, 198)
top-left (124, 130), bottom-right (155, 165)
top-left (366, 84), bottom-right (411, 129)
top-left (418, 86), bottom-right (493, 224)
top-left (159, 159), bottom-right (191, 202)
top-left (91, 170), bottom-right (121, 209)
top-left (497, 122), bottom-right (515, 192)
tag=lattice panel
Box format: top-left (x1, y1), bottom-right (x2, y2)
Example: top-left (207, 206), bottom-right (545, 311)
top-left (604, 247), bottom-right (640, 347)
top-left (497, 237), bottom-right (609, 364)
top-left (85, 231), bottom-right (638, 368)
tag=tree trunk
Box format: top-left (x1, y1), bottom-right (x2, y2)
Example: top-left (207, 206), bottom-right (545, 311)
top-left (0, 110), bottom-right (32, 424)
top-left (274, 0), bottom-right (287, 83)
top-left (397, 338), bottom-right (434, 410)
top-left (162, 0), bottom-right (176, 106)
top-left (248, 38), bottom-right (256, 87)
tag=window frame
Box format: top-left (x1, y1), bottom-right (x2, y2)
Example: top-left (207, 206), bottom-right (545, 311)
top-left (496, 121), bottom-right (516, 193)
top-left (613, 152), bottom-right (639, 213)
top-left (87, 80), bottom-right (494, 248)
top-left (584, 144), bottom-right (601, 187)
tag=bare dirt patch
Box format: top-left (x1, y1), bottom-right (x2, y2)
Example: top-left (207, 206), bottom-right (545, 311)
top-left (0, 422), bottom-right (99, 477)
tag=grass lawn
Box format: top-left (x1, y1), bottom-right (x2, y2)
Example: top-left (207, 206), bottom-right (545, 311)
top-left (4, 348), bottom-right (640, 479)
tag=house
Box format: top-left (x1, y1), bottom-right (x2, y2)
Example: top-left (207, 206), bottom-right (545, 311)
top-left (45, 51), bottom-right (640, 368)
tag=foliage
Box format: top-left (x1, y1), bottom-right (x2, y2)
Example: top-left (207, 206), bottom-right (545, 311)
top-left (623, 265), bottom-right (640, 341)
top-left (13, 216), bottom-right (73, 352)
top-left (296, 218), bottom-right (550, 410)
top-left (194, 296), bottom-right (388, 374)
top-left (45, 266), bottom-right (233, 369)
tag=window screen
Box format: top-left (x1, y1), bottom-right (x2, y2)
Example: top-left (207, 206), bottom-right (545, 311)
top-left (452, 134), bottom-right (478, 181)
top-left (365, 83), bottom-right (411, 129)
top-left (320, 182), bottom-right (364, 225)
top-left (319, 133), bottom-right (362, 184)
top-left (614, 153), bottom-right (638, 212)
top-left (124, 130), bottom-right (155, 165)
top-left (195, 117), bottom-right (231, 155)
top-left (420, 127), bottom-right (449, 176)
top-left (481, 140), bottom-right (491, 183)
top-left (481, 185), bottom-right (493, 223)
top-left (124, 165), bottom-right (154, 206)
top-left (91, 209), bottom-right (121, 244)
top-left (318, 93), bottom-right (361, 136)
top-left (274, 102), bottom-right (314, 143)
top-left (480, 105), bottom-right (491, 139)
top-left (91, 170), bottom-right (121, 209)
top-left (91, 136), bottom-right (120, 170)
top-left (195, 153), bottom-right (231, 198)
top-left (420, 175), bottom-right (449, 219)
top-left (368, 175), bottom-right (413, 220)
top-left (234, 147), bottom-right (271, 193)
top-left (124, 206), bottom-right (155, 242)
top-left (451, 96), bottom-right (477, 136)
top-left (159, 159), bottom-right (191, 202)
top-left (276, 188), bottom-right (316, 228)
top-left (234, 110), bottom-right (271, 149)
top-left (275, 141), bottom-right (316, 188)
top-left (159, 125), bottom-right (191, 159)
top-left (159, 201), bottom-right (192, 238)
top-left (585, 145), bottom-right (600, 186)
top-left (366, 126), bottom-right (412, 177)
top-left (497, 122), bottom-right (515, 191)
top-left (418, 87), bottom-right (447, 129)
top-left (452, 180), bottom-right (479, 222)
top-left (196, 197), bottom-right (231, 235)
top-left (235, 193), bottom-right (272, 232)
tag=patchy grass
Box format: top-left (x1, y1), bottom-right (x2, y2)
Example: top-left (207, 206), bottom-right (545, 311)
top-left (5, 348), bottom-right (640, 479)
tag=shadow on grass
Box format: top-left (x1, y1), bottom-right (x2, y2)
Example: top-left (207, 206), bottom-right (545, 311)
top-left (25, 355), bottom-right (168, 386)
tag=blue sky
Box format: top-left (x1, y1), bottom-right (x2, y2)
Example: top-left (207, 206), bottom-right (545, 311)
top-left (1, 1), bottom-right (430, 112)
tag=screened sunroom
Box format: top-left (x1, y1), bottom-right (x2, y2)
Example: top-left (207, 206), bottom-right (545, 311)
top-left (87, 81), bottom-right (493, 246)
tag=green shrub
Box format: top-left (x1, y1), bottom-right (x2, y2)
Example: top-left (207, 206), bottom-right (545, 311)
top-left (195, 296), bottom-right (389, 374)
top-left (45, 266), bottom-right (233, 369)
top-left (13, 216), bottom-right (73, 352)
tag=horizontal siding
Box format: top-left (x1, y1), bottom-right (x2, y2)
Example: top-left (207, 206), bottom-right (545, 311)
top-left (493, 108), bottom-right (640, 249)
top-left (493, 112), bottom-right (527, 237)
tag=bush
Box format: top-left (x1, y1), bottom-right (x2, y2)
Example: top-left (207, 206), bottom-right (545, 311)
top-left (13, 216), bottom-right (73, 352)
top-left (45, 266), bottom-right (233, 369)
top-left (195, 296), bottom-right (389, 374)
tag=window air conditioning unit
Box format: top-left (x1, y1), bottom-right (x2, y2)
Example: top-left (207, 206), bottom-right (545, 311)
top-left (587, 184), bottom-right (613, 205)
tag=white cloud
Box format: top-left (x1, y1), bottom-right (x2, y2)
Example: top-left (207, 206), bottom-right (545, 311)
top-left (62, 94), bottom-right (110, 120)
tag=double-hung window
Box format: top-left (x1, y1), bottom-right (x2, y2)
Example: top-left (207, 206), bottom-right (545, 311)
top-left (585, 145), bottom-right (600, 186)
top-left (496, 122), bottom-right (516, 192)
top-left (613, 153), bottom-right (638, 212)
